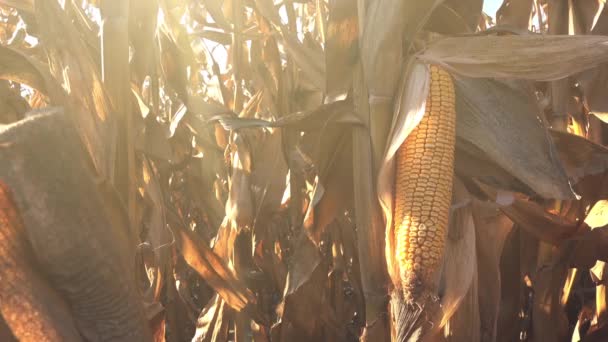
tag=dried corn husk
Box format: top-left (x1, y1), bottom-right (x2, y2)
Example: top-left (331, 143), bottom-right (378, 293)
top-left (418, 35), bottom-right (608, 81)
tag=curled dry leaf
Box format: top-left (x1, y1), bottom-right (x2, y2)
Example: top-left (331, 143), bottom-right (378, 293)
top-left (177, 224), bottom-right (256, 313)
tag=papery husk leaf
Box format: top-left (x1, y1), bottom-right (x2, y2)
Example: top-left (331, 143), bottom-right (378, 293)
top-left (436, 179), bottom-right (477, 329)
top-left (441, 271), bottom-right (480, 341)
top-left (472, 200), bottom-right (514, 341)
top-left (418, 35), bottom-right (608, 81)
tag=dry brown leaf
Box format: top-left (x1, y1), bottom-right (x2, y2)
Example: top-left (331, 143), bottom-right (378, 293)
top-left (496, 0), bottom-right (533, 29)
top-left (325, 0), bottom-right (358, 97)
top-left (551, 129), bottom-right (608, 184)
top-left (192, 295), bottom-right (230, 342)
top-left (140, 158), bottom-right (171, 301)
top-left (0, 46), bottom-right (59, 99)
top-left (177, 225), bottom-right (255, 313)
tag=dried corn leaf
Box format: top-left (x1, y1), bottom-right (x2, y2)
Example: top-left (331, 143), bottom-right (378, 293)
top-left (325, 0), bottom-right (358, 96)
top-left (496, 0), bottom-right (533, 29)
top-left (476, 182), bottom-right (578, 245)
top-left (192, 295), bottom-right (230, 342)
top-left (550, 129), bottom-right (608, 183)
top-left (418, 35), bottom-right (608, 81)
top-left (454, 76), bottom-right (574, 200)
top-left (280, 32), bottom-right (325, 90)
top-left (360, 0), bottom-right (442, 97)
top-left (455, 141), bottom-right (535, 196)
top-left (426, 0), bottom-right (483, 34)
top-left (579, 65), bottom-right (608, 122)
top-left (569, 200), bottom-right (608, 275)
top-left (203, 0), bottom-right (233, 31)
top-left (34, 1), bottom-right (115, 178)
top-left (140, 158), bottom-right (171, 301)
top-left (177, 225), bottom-right (255, 312)
top-left (570, 226), bottom-right (608, 269)
top-left (472, 200), bottom-right (514, 341)
top-left (129, 0), bottom-right (159, 83)
top-left (225, 134), bottom-right (254, 229)
top-left (250, 130), bottom-right (288, 214)
top-left (0, 46), bottom-right (59, 99)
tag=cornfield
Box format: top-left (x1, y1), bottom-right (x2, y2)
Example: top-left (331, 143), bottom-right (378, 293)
top-left (4, 0), bottom-right (608, 341)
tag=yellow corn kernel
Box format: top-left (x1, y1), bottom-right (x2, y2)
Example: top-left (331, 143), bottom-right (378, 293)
top-left (393, 65), bottom-right (455, 303)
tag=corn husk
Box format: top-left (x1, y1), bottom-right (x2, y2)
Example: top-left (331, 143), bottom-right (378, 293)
top-left (418, 35), bottom-right (608, 81)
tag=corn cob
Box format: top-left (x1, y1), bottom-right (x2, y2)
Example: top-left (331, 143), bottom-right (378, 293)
top-left (393, 65), bottom-right (455, 303)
